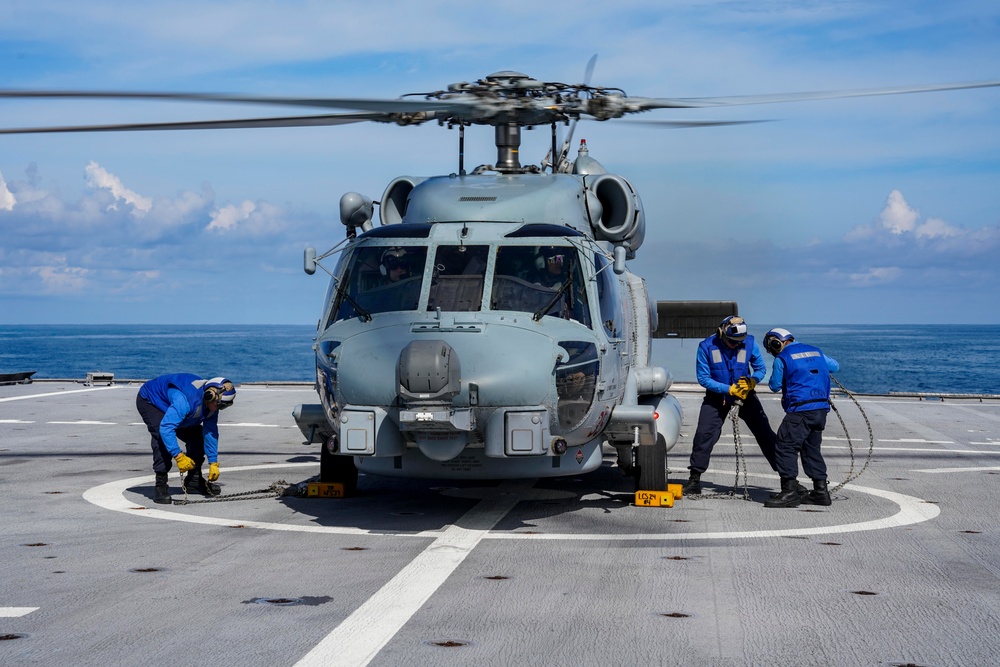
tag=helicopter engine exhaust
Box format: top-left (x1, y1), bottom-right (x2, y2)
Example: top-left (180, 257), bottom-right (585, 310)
top-left (379, 176), bottom-right (425, 226)
top-left (584, 174), bottom-right (645, 254)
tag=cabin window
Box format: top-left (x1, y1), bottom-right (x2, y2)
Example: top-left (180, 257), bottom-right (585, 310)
top-left (490, 245), bottom-right (592, 327)
top-left (331, 245), bottom-right (428, 322)
top-left (426, 245), bottom-right (490, 312)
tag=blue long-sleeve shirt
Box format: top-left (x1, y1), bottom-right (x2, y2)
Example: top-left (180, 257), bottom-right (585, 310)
top-left (158, 388), bottom-right (220, 463)
top-left (696, 340), bottom-right (768, 395)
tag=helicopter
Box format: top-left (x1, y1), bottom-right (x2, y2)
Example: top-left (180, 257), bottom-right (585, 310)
top-left (2, 68), bottom-right (998, 493)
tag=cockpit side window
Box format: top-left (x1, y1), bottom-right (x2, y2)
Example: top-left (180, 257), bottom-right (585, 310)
top-left (594, 252), bottom-right (620, 338)
top-left (427, 245), bottom-right (490, 312)
top-left (321, 251), bottom-right (353, 330)
top-left (490, 245), bottom-right (592, 327)
top-left (331, 245), bottom-right (428, 322)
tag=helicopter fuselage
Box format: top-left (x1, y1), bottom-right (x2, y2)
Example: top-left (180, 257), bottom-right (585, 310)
top-left (295, 164), bottom-right (682, 483)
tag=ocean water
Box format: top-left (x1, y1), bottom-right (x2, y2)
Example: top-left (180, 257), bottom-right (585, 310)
top-left (1, 324), bottom-right (998, 395)
top-left (653, 324), bottom-right (1000, 396)
top-left (0, 324), bottom-right (318, 383)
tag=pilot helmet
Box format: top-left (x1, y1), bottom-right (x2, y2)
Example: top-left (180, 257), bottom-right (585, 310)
top-left (763, 328), bottom-right (794, 355)
top-left (380, 247), bottom-right (407, 276)
top-left (718, 315), bottom-right (748, 343)
top-left (204, 377), bottom-right (236, 409)
top-left (538, 246), bottom-right (566, 270)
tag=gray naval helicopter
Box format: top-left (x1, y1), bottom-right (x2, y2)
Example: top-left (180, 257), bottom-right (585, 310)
top-left (3, 68), bottom-right (998, 493)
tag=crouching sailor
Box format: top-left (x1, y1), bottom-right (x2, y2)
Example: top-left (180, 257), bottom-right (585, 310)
top-left (762, 329), bottom-right (839, 508)
top-left (136, 373), bottom-right (236, 504)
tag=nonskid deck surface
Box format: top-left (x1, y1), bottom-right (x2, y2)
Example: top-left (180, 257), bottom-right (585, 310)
top-left (2, 381), bottom-right (999, 666)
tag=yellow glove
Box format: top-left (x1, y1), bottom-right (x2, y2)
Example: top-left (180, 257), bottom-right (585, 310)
top-left (737, 377), bottom-right (758, 393)
top-left (729, 384), bottom-right (749, 401)
top-left (174, 452), bottom-right (196, 472)
top-left (207, 462), bottom-right (220, 482)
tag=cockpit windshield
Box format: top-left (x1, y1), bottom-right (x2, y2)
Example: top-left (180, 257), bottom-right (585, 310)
top-left (327, 241), bottom-right (591, 328)
top-left (331, 245), bottom-right (428, 323)
top-left (427, 245), bottom-right (490, 312)
top-left (490, 245), bottom-right (591, 327)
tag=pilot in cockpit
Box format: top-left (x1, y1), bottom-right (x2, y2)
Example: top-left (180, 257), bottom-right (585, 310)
top-left (380, 247), bottom-right (409, 283)
top-left (536, 246), bottom-right (569, 288)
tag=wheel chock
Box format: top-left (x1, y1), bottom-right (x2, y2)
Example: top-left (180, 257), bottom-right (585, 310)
top-left (635, 490), bottom-right (674, 507)
top-left (307, 482), bottom-right (347, 498)
top-left (667, 483), bottom-right (683, 499)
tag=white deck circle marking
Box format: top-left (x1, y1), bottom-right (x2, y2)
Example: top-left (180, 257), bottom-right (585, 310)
top-left (83, 463), bottom-right (939, 540)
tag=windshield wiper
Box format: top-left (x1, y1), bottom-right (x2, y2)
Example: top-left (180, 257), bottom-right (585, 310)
top-left (335, 272), bottom-right (372, 322)
top-left (533, 257), bottom-right (576, 322)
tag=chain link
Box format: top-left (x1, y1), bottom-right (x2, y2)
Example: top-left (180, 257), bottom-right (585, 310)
top-left (172, 473), bottom-right (294, 506)
top-left (828, 374), bottom-right (875, 493)
top-left (690, 399), bottom-right (753, 501)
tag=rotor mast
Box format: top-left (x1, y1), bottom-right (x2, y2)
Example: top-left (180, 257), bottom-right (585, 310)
top-left (494, 122), bottom-right (521, 172)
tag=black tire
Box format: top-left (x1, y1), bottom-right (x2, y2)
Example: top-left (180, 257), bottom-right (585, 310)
top-left (319, 435), bottom-right (359, 495)
top-left (634, 436), bottom-right (668, 491)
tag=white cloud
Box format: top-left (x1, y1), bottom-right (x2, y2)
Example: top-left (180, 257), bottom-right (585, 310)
top-left (84, 161), bottom-right (153, 215)
top-left (848, 189), bottom-right (987, 245)
top-left (878, 189), bottom-right (918, 234)
top-left (914, 216), bottom-right (961, 239)
top-left (208, 200), bottom-right (256, 231)
top-left (34, 265), bottom-right (92, 292)
top-left (0, 170), bottom-right (15, 211)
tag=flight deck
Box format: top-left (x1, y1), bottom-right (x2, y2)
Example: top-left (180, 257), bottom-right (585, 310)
top-left (2, 380), bottom-right (999, 667)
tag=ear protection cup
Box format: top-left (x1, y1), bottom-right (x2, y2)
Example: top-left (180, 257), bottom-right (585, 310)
top-left (203, 378), bottom-right (235, 405)
top-left (380, 263), bottom-right (387, 277)
top-left (764, 335), bottom-right (783, 355)
top-left (535, 254), bottom-right (546, 270)
top-left (763, 328), bottom-right (793, 355)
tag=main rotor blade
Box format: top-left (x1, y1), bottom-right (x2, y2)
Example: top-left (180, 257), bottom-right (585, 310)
top-left (0, 112), bottom-right (387, 135)
top-left (628, 80), bottom-right (1000, 110)
top-left (0, 89), bottom-right (469, 114)
top-left (621, 119), bottom-right (774, 128)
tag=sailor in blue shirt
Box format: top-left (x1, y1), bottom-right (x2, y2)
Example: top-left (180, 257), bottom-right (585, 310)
top-left (682, 316), bottom-right (778, 495)
top-left (762, 328), bottom-right (840, 508)
top-left (136, 373), bottom-right (236, 504)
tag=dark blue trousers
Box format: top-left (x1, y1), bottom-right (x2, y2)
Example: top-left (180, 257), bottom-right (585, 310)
top-left (135, 393), bottom-right (206, 474)
top-left (774, 408), bottom-right (828, 481)
top-left (689, 391), bottom-right (777, 474)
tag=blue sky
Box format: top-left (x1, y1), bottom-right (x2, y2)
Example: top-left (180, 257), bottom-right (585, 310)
top-left (1, 0), bottom-right (998, 325)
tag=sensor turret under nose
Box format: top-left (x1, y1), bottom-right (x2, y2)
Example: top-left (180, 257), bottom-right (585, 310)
top-left (397, 339), bottom-right (462, 406)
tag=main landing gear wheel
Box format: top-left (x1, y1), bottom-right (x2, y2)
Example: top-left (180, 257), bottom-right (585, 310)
top-left (320, 434), bottom-right (359, 495)
top-left (634, 437), bottom-right (668, 492)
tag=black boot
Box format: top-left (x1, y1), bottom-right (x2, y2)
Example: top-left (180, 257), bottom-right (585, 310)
top-left (153, 472), bottom-right (172, 505)
top-left (681, 471), bottom-right (702, 495)
top-left (802, 479), bottom-right (832, 506)
top-left (769, 481), bottom-right (808, 499)
top-left (184, 470), bottom-right (221, 497)
top-left (764, 478), bottom-right (802, 508)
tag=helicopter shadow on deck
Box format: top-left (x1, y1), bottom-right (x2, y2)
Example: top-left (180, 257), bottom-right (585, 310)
top-left (267, 455), bottom-right (641, 534)
top-left (267, 453), bottom-right (790, 534)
